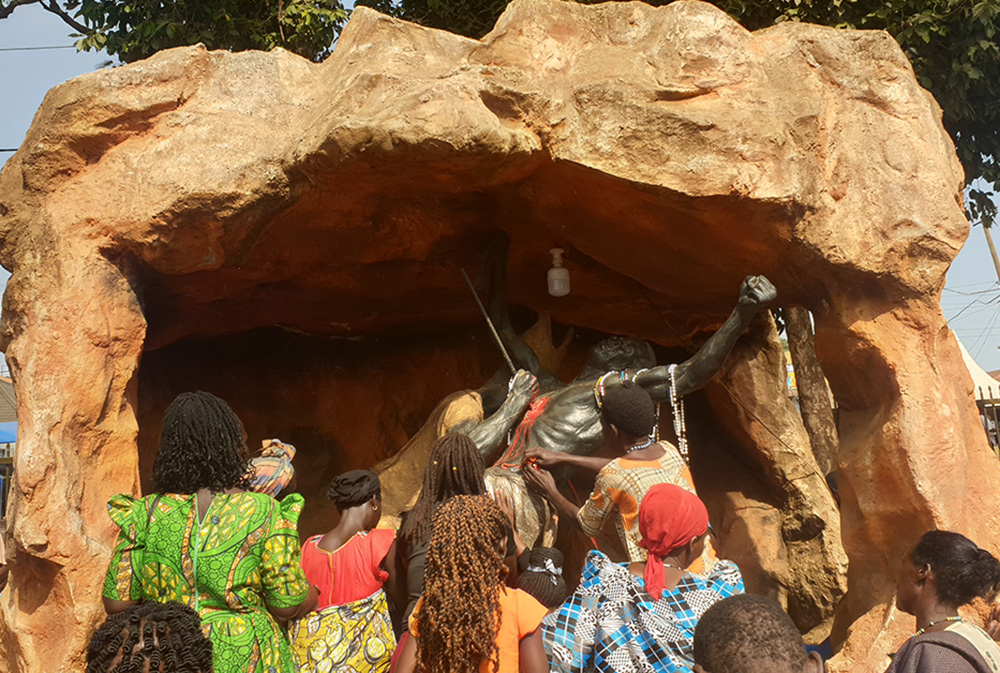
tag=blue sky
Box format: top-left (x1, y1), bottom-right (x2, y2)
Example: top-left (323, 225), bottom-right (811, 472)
top-left (3, 4), bottom-right (1000, 372)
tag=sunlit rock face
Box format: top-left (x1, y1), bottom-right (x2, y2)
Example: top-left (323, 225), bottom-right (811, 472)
top-left (0, 0), bottom-right (991, 670)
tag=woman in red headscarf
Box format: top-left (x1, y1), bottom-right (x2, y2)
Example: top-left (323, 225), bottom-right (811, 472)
top-left (542, 484), bottom-right (744, 673)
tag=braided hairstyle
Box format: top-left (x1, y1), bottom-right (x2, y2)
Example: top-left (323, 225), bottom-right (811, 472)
top-left (912, 530), bottom-right (1000, 606)
top-left (401, 434), bottom-right (486, 550)
top-left (417, 494), bottom-right (508, 673)
top-left (153, 392), bottom-right (252, 494)
top-left (86, 601), bottom-right (213, 673)
top-left (518, 547), bottom-right (568, 609)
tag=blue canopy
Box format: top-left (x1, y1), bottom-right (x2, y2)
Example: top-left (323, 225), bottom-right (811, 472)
top-left (0, 422), bottom-right (16, 444)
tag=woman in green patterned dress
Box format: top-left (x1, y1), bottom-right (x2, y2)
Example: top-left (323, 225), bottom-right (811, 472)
top-left (102, 391), bottom-right (319, 673)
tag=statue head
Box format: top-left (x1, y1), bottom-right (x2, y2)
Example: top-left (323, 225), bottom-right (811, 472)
top-left (586, 335), bottom-right (656, 373)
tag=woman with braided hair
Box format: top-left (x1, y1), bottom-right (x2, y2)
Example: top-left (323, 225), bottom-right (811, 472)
top-left (517, 547), bottom-right (568, 611)
top-left (395, 495), bottom-right (549, 673)
top-left (399, 434), bottom-right (498, 622)
top-left (290, 470), bottom-right (402, 672)
top-left (87, 601), bottom-right (213, 673)
top-left (101, 391), bottom-right (318, 673)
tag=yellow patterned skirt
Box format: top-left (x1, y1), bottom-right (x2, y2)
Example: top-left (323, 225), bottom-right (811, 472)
top-left (290, 589), bottom-right (396, 673)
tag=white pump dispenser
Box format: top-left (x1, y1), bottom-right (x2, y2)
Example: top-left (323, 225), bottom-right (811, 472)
top-left (547, 248), bottom-right (570, 297)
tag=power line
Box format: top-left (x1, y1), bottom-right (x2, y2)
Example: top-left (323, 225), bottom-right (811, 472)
top-left (0, 149), bottom-right (17, 153)
top-left (0, 45), bottom-right (76, 52)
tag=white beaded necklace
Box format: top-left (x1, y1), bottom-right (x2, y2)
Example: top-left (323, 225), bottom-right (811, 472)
top-left (668, 364), bottom-right (688, 463)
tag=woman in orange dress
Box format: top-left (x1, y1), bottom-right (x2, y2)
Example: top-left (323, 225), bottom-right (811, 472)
top-left (394, 494), bottom-right (549, 673)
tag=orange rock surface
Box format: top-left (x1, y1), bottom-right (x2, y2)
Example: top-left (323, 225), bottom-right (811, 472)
top-left (0, 0), bottom-right (994, 670)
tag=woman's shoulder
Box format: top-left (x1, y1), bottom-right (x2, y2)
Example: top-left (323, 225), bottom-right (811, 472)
top-left (890, 628), bottom-right (1000, 673)
top-left (580, 550), bottom-right (632, 587)
top-left (231, 491), bottom-right (304, 514)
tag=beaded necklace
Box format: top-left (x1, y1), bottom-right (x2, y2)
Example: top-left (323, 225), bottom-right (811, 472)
top-left (914, 616), bottom-right (962, 637)
top-left (668, 364), bottom-right (688, 463)
top-left (625, 437), bottom-right (655, 454)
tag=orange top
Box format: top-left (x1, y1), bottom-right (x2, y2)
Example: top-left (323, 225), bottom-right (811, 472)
top-left (409, 588), bottom-right (547, 673)
top-left (300, 528), bottom-right (395, 609)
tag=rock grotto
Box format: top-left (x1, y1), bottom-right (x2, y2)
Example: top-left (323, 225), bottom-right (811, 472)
top-left (0, 0), bottom-right (997, 671)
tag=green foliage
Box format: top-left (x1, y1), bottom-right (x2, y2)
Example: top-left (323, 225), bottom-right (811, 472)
top-left (356, 0), bottom-right (497, 38)
top-left (66, 0), bottom-right (347, 63)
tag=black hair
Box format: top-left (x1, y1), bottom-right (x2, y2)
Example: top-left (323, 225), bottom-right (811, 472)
top-left (327, 470), bottom-right (381, 510)
top-left (517, 547), bottom-right (568, 609)
top-left (693, 594), bottom-right (807, 673)
top-left (601, 380), bottom-right (656, 438)
top-left (85, 601), bottom-right (213, 673)
top-left (401, 434), bottom-right (486, 550)
top-left (912, 530), bottom-right (1000, 606)
top-left (152, 391), bottom-right (252, 494)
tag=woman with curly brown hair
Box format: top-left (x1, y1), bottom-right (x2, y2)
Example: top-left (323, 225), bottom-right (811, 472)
top-left (394, 494), bottom-right (549, 673)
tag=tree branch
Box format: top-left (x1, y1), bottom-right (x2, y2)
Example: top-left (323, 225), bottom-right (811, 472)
top-left (39, 0), bottom-right (89, 34)
top-left (0, 0), bottom-right (42, 21)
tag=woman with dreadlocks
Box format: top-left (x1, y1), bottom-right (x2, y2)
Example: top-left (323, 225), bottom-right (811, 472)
top-left (101, 391), bottom-right (318, 673)
top-left (290, 470), bottom-right (402, 672)
top-left (395, 495), bottom-right (549, 673)
top-left (399, 434), bottom-right (502, 622)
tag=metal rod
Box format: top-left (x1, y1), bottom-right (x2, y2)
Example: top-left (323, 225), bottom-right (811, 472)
top-left (461, 269), bottom-right (517, 375)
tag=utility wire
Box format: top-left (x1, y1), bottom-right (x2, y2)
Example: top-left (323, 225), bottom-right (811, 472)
top-left (0, 45), bottom-right (76, 52)
top-left (972, 303), bottom-right (1000, 360)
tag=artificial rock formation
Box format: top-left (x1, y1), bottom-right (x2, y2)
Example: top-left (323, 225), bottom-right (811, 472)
top-left (0, 0), bottom-right (995, 670)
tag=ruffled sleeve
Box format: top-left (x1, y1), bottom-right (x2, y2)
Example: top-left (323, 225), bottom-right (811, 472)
top-left (261, 493), bottom-right (310, 608)
top-left (102, 494), bottom-right (148, 601)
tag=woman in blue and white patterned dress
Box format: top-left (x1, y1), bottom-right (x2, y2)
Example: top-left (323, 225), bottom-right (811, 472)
top-left (543, 484), bottom-right (743, 673)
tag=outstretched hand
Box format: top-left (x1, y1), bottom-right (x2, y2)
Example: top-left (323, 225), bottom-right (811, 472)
top-left (737, 275), bottom-right (777, 309)
top-left (525, 447), bottom-right (561, 468)
top-left (522, 463), bottom-right (558, 498)
top-left (492, 488), bottom-right (516, 525)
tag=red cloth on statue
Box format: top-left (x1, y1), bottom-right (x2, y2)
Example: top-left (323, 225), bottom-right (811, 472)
top-left (495, 395), bottom-right (549, 469)
top-left (300, 528), bottom-right (395, 609)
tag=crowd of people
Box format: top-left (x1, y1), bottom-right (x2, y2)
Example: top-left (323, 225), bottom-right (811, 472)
top-left (86, 385), bottom-right (1000, 673)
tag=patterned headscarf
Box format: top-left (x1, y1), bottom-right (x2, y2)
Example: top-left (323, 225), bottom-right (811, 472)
top-left (248, 439), bottom-right (297, 498)
top-left (639, 484), bottom-right (709, 600)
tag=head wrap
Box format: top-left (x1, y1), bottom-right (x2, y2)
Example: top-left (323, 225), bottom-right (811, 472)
top-left (248, 439), bottom-right (296, 497)
top-left (327, 470), bottom-right (381, 510)
top-left (639, 484), bottom-right (709, 600)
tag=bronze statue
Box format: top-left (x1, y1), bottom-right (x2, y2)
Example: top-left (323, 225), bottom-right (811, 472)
top-left (460, 242), bottom-right (777, 549)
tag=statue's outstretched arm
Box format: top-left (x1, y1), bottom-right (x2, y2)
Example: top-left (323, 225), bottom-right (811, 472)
top-left (466, 370), bottom-right (537, 458)
top-left (633, 275), bottom-right (777, 400)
